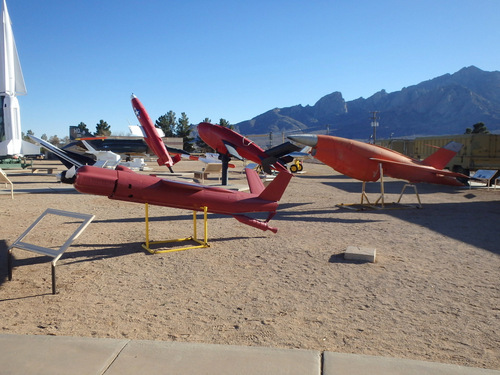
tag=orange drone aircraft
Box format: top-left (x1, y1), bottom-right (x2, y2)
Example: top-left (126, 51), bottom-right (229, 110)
top-left (288, 134), bottom-right (470, 206)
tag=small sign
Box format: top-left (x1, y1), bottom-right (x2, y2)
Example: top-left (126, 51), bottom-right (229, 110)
top-left (472, 170), bottom-right (498, 180)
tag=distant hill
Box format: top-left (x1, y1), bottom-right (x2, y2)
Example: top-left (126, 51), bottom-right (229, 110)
top-left (234, 66), bottom-right (500, 139)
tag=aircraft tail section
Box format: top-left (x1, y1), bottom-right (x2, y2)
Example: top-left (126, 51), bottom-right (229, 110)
top-left (29, 135), bottom-right (93, 169)
top-left (69, 126), bottom-right (94, 140)
top-left (261, 141), bottom-right (301, 173)
top-left (422, 141), bottom-right (462, 169)
top-left (265, 141), bottom-right (301, 159)
top-left (81, 140), bottom-right (97, 153)
top-left (245, 167), bottom-right (265, 195)
top-left (171, 154), bottom-right (182, 165)
top-left (258, 170), bottom-right (293, 202)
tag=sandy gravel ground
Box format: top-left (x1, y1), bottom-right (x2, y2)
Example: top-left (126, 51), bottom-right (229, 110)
top-left (1, 159), bottom-right (499, 370)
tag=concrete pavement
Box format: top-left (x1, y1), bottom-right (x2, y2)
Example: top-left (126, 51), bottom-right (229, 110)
top-left (0, 334), bottom-right (499, 374)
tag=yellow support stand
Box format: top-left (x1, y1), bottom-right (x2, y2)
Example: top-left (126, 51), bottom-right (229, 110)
top-left (142, 203), bottom-right (210, 254)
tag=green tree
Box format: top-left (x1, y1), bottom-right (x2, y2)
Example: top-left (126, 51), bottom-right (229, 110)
top-left (176, 112), bottom-right (194, 152)
top-left (61, 136), bottom-right (70, 146)
top-left (219, 118), bottom-right (233, 129)
top-left (77, 122), bottom-right (91, 136)
top-left (156, 111), bottom-right (176, 137)
top-left (465, 122), bottom-right (490, 134)
top-left (95, 120), bottom-right (111, 136)
top-left (49, 135), bottom-right (61, 147)
top-left (41, 134), bottom-right (48, 141)
top-left (23, 129), bottom-right (34, 142)
top-left (195, 117), bottom-right (213, 152)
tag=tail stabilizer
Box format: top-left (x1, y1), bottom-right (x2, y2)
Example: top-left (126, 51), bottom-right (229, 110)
top-left (81, 140), bottom-right (97, 153)
top-left (258, 170), bottom-right (293, 202)
top-left (171, 154), bottom-right (182, 165)
top-left (265, 141), bottom-right (301, 158)
top-left (422, 141), bottom-right (462, 169)
top-left (29, 135), bottom-right (92, 169)
top-left (70, 126), bottom-right (94, 140)
top-left (245, 167), bottom-right (265, 195)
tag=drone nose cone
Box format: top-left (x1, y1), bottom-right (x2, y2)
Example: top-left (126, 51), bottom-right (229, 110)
top-left (74, 166), bottom-right (118, 196)
top-left (287, 134), bottom-right (318, 147)
top-left (197, 122), bottom-right (211, 136)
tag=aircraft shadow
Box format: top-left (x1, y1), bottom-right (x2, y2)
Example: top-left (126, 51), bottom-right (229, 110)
top-left (379, 200), bottom-right (499, 255)
top-left (276, 208), bottom-right (381, 224)
top-left (279, 186), bottom-right (499, 256)
top-left (273, 201), bottom-right (382, 224)
top-left (0, 240), bottom-right (140, 298)
top-left (2, 234), bottom-right (265, 289)
top-left (92, 212), bottom-right (228, 225)
top-left (6, 180), bottom-right (63, 185)
top-left (294, 173), bottom-right (352, 180)
top-left (10, 188), bottom-right (79, 195)
top-left (92, 205), bottom-right (313, 226)
top-left (325, 199), bottom-right (499, 256)
top-left (321, 180), bottom-right (467, 196)
top-left (4, 241), bottom-right (141, 273)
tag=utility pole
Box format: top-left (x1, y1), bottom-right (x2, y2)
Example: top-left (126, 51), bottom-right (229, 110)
top-left (370, 111), bottom-right (379, 144)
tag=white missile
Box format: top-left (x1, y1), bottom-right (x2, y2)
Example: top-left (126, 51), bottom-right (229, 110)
top-left (0, 0), bottom-right (38, 156)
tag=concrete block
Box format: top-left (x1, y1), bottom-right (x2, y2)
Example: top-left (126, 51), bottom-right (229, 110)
top-left (344, 246), bottom-right (376, 262)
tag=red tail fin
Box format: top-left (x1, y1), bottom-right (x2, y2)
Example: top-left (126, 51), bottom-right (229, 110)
top-left (422, 141), bottom-right (462, 169)
top-left (258, 171), bottom-right (293, 202)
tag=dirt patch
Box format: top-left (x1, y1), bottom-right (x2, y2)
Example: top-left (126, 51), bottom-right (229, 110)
top-left (1, 159), bottom-right (499, 369)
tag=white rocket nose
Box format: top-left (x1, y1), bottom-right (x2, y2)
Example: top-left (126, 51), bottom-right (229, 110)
top-left (287, 134), bottom-right (318, 147)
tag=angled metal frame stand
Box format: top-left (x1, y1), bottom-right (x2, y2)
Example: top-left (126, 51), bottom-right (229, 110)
top-left (7, 209), bottom-right (95, 294)
top-left (337, 164), bottom-right (386, 210)
top-left (337, 164), bottom-right (421, 210)
top-left (142, 203), bottom-right (210, 254)
top-left (0, 168), bottom-right (13, 199)
top-left (396, 183), bottom-right (422, 208)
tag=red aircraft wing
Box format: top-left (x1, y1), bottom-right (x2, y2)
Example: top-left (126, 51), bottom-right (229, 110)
top-left (370, 158), bottom-right (469, 181)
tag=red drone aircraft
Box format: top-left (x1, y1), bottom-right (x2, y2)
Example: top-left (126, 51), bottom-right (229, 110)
top-left (59, 96), bottom-right (293, 233)
top-left (197, 122), bottom-right (300, 184)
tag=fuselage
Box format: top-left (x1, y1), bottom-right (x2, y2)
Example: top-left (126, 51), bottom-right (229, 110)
top-left (73, 165), bottom-right (279, 215)
top-left (131, 95), bottom-right (173, 167)
top-left (313, 135), bottom-right (417, 181)
top-left (198, 122), bottom-right (288, 173)
top-left (197, 122), bottom-right (267, 161)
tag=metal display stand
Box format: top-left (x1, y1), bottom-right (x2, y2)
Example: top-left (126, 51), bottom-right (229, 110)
top-left (0, 168), bottom-right (13, 199)
top-left (337, 164), bottom-right (422, 210)
top-left (142, 203), bottom-right (210, 254)
top-left (471, 170), bottom-right (499, 190)
top-left (7, 209), bottom-right (95, 294)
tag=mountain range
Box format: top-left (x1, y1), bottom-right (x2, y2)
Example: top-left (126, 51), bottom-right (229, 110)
top-left (234, 66), bottom-right (500, 140)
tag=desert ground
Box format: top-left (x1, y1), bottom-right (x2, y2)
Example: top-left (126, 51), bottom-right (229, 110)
top-left (1, 159), bottom-right (499, 370)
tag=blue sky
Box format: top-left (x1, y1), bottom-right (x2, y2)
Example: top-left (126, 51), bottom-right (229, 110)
top-left (8, 0), bottom-right (500, 138)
